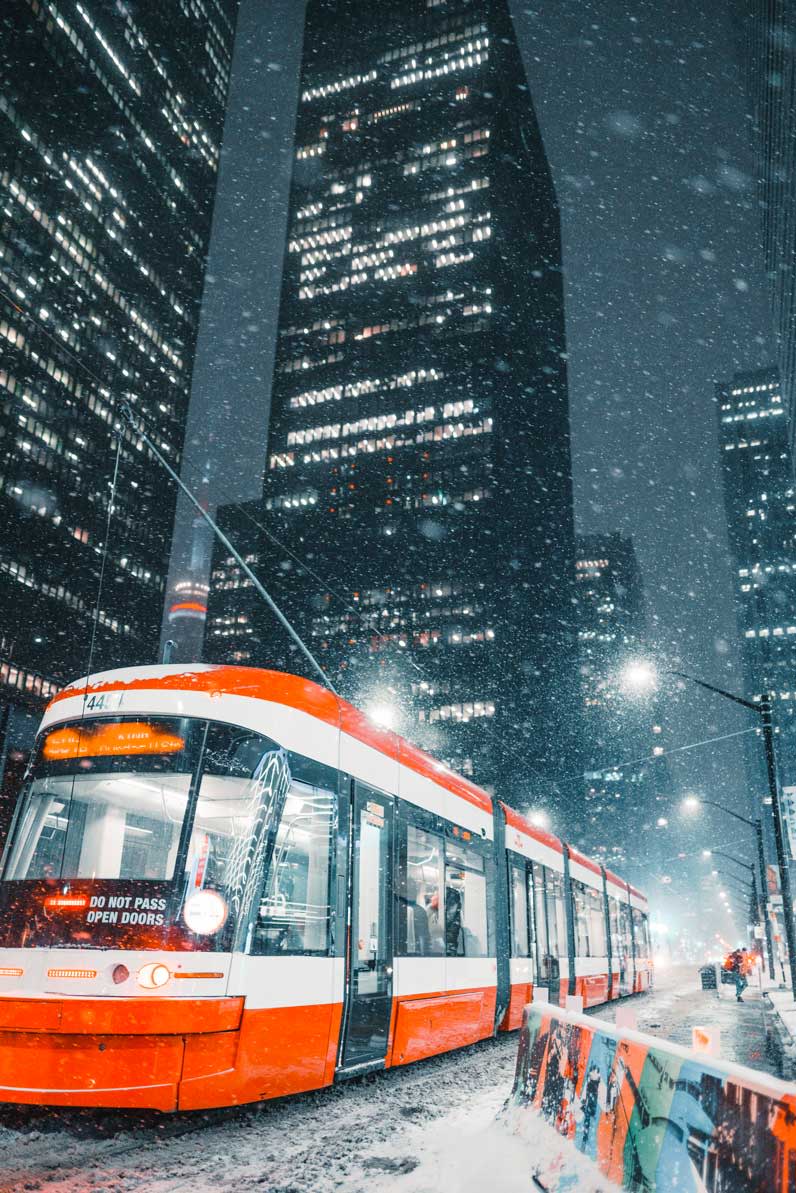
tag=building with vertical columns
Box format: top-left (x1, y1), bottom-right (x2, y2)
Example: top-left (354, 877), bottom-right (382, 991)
top-left (206, 0), bottom-right (580, 807)
top-left (0, 0), bottom-right (239, 738)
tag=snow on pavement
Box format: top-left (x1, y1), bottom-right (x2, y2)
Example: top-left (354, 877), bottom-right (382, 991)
top-left (587, 963), bottom-right (779, 1076)
top-left (0, 1025), bottom-right (615, 1193)
top-left (376, 1088), bottom-right (618, 1193)
top-left (0, 1034), bottom-right (522, 1193)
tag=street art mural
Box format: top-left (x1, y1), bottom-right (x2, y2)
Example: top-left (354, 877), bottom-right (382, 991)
top-left (511, 1005), bottom-right (796, 1192)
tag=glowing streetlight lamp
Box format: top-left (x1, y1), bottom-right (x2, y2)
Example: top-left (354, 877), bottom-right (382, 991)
top-left (368, 703), bottom-right (397, 730)
top-left (527, 809), bottom-right (550, 830)
top-left (620, 658), bottom-right (658, 694)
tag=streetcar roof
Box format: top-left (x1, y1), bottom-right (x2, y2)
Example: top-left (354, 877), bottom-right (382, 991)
top-left (48, 664), bottom-right (647, 905)
top-left (50, 663), bottom-right (493, 816)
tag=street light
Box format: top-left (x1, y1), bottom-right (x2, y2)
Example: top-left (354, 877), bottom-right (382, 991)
top-left (625, 662), bottom-right (794, 995)
top-left (367, 703), bottom-right (397, 730)
top-left (683, 796), bottom-right (774, 978)
top-left (717, 870), bottom-right (755, 899)
top-left (527, 809), bottom-right (551, 830)
top-left (620, 659), bottom-right (658, 694)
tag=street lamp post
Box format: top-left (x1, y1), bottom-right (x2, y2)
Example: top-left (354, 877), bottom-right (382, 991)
top-left (711, 849), bottom-right (757, 891)
top-left (691, 802), bottom-right (774, 978)
top-left (714, 864), bottom-right (757, 913)
top-left (670, 671), bottom-right (796, 997)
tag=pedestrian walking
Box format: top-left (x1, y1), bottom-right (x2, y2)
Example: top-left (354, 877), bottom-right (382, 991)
top-left (726, 947), bottom-right (751, 1002)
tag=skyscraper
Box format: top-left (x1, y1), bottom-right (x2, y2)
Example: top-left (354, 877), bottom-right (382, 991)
top-left (206, 0), bottom-right (579, 806)
top-left (574, 533), bottom-right (671, 870)
top-left (717, 367), bottom-right (796, 819)
top-left (733, 4), bottom-right (796, 452)
top-left (0, 1), bottom-right (239, 729)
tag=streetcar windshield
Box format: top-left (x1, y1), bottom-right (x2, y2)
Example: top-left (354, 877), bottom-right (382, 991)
top-left (2, 717), bottom-right (201, 881)
top-left (1, 717), bottom-right (288, 893)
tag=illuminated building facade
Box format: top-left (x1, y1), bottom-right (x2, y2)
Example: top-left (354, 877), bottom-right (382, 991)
top-left (717, 367), bottom-right (796, 849)
top-left (574, 533), bottom-right (670, 869)
top-left (734, 3), bottom-right (796, 452)
top-left (206, 0), bottom-right (579, 804)
top-left (0, 1), bottom-right (238, 729)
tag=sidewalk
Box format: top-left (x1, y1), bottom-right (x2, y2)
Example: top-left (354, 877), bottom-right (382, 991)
top-left (763, 987), bottom-right (796, 1078)
top-left (587, 964), bottom-right (780, 1077)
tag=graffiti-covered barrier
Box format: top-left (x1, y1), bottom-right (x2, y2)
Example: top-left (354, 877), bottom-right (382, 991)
top-left (510, 1002), bottom-right (796, 1192)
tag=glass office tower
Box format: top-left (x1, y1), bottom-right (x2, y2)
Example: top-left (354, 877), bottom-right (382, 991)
top-left (208, 0), bottom-right (579, 804)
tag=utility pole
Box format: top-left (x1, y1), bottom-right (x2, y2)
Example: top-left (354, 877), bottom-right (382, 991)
top-left (761, 697), bottom-right (796, 995)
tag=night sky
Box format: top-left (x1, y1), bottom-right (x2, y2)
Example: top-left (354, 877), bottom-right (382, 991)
top-left (173, 0), bottom-right (779, 932)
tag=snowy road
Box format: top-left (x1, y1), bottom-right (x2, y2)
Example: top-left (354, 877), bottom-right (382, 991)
top-left (0, 1033), bottom-right (522, 1193)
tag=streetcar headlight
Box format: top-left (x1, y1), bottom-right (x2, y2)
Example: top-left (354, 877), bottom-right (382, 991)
top-left (137, 962), bottom-right (171, 990)
top-left (183, 889), bottom-right (228, 936)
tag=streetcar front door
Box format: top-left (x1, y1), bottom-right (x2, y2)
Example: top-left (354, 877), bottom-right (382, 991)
top-left (339, 782), bottom-right (394, 1073)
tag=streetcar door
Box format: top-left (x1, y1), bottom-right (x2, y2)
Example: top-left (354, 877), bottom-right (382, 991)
top-left (339, 781), bottom-right (394, 1073)
top-left (618, 897), bottom-right (634, 996)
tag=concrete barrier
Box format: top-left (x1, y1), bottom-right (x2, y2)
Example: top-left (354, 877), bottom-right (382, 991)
top-left (511, 1002), bottom-right (796, 1192)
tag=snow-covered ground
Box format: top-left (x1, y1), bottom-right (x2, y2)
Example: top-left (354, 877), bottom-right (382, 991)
top-left (589, 962), bottom-right (779, 1076)
top-left (0, 1027), bottom-right (617, 1193)
top-left (0, 1033), bottom-right (519, 1193)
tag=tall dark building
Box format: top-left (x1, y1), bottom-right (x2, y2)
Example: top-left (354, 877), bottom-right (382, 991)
top-left (207, 0), bottom-right (580, 806)
top-left (734, 4), bottom-right (796, 451)
top-left (717, 366), bottom-right (796, 859)
top-left (0, 1), bottom-right (239, 732)
top-left (574, 533), bottom-right (672, 872)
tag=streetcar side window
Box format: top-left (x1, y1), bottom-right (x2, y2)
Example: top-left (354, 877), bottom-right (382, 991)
top-left (632, 907), bottom-right (650, 959)
top-left (572, 880), bottom-right (606, 957)
top-left (251, 769), bottom-right (335, 956)
top-left (446, 841), bottom-right (490, 957)
top-left (395, 814), bottom-right (493, 957)
top-left (608, 893), bottom-right (622, 958)
top-left (187, 723), bottom-right (287, 894)
top-left (544, 868), bottom-right (567, 959)
top-left (510, 861), bottom-right (530, 956)
top-left (620, 899), bottom-right (634, 961)
top-left (531, 864), bottom-right (549, 964)
top-left (397, 823), bottom-right (445, 956)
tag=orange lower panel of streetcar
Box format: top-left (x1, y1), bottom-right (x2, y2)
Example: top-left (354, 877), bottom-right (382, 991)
top-left (0, 997), bottom-right (342, 1111)
top-left (0, 989), bottom-right (505, 1111)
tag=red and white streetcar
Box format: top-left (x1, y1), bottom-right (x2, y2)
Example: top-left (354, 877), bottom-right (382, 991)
top-left (0, 665), bottom-right (652, 1111)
